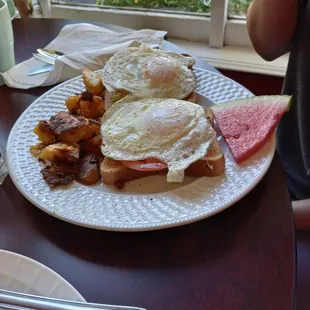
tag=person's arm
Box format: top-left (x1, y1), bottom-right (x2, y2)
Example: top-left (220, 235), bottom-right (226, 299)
top-left (292, 200), bottom-right (310, 231)
top-left (13, 0), bottom-right (31, 18)
top-left (246, 0), bottom-right (298, 61)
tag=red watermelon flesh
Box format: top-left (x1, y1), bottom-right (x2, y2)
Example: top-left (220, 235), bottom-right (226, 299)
top-left (211, 95), bottom-right (292, 164)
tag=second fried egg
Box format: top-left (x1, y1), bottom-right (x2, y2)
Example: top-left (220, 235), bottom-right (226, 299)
top-left (101, 45), bottom-right (196, 100)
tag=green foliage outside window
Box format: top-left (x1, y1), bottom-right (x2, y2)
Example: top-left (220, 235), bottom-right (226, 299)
top-left (97, 0), bottom-right (252, 16)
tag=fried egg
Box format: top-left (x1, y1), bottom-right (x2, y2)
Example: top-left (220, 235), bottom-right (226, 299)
top-left (100, 97), bottom-right (216, 183)
top-left (101, 44), bottom-right (196, 100)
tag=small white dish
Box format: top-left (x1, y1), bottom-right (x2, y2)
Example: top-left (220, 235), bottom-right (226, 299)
top-left (0, 250), bottom-right (84, 301)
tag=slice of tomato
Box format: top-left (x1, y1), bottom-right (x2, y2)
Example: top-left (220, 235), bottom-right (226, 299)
top-left (121, 158), bottom-right (167, 172)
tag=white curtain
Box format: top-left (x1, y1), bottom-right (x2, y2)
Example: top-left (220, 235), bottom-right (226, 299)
top-left (36, 0), bottom-right (51, 17)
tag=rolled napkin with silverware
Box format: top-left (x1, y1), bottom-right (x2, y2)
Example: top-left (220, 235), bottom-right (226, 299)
top-left (0, 23), bottom-right (166, 89)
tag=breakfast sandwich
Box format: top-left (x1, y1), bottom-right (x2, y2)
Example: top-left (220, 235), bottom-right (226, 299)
top-left (99, 96), bottom-right (225, 188)
top-left (101, 44), bottom-right (197, 108)
top-left (30, 49), bottom-right (226, 189)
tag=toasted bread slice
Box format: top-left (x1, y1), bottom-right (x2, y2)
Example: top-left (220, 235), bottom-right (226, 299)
top-left (104, 89), bottom-right (130, 110)
top-left (204, 106), bottom-right (214, 125)
top-left (100, 138), bottom-right (224, 187)
top-left (185, 138), bottom-right (225, 177)
top-left (105, 90), bottom-right (198, 109)
top-left (184, 91), bottom-right (197, 103)
top-left (100, 108), bottom-right (225, 188)
top-left (100, 157), bottom-right (167, 188)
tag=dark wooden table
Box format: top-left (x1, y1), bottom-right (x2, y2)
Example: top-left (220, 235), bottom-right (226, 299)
top-left (0, 19), bottom-right (296, 310)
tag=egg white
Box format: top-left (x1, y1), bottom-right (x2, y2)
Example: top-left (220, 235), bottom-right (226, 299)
top-left (100, 98), bottom-right (216, 183)
top-left (101, 44), bottom-right (196, 100)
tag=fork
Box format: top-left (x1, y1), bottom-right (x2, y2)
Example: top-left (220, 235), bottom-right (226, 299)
top-left (33, 53), bottom-right (56, 65)
top-left (33, 49), bottom-right (65, 65)
top-left (38, 48), bottom-right (65, 58)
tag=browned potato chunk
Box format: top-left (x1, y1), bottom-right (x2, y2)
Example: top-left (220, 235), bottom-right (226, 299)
top-left (33, 121), bottom-right (57, 145)
top-left (50, 111), bottom-right (84, 135)
top-left (82, 127), bottom-right (93, 140)
top-left (29, 143), bottom-right (45, 158)
top-left (82, 68), bottom-right (104, 95)
top-left (38, 143), bottom-right (80, 163)
top-left (49, 111), bottom-right (92, 143)
top-left (41, 163), bottom-right (76, 188)
top-left (76, 153), bottom-right (100, 185)
top-left (79, 96), bottom-right (105, 119)
top-left (87, 119), bottom-right (100, 135)
top-left (80, 135), bottom-right (102, 156)
top-left (66, 95), bottom-right (81, 114)
top-left (58, 126), bottom-right (92, 144)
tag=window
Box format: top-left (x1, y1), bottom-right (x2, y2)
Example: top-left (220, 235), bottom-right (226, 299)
top-left (229, 0), bottom-right (251, 17)
top-left (98, 0), bottom-right (211, 14)
top-left (50, 0), bottom-right (251, 47)
top-left (52, 0), bottom-right (212, 13)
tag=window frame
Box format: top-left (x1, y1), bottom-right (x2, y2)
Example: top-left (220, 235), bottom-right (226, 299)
top-left (49, 0), bottom-right (251, 47)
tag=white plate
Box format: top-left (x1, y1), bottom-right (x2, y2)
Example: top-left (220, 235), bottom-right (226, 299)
top-left (6, 68), bottom-right (275, 231)
top-left (0, 250), bottom-right (84, 301)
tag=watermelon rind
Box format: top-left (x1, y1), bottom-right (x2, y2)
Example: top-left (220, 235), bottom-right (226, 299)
top-left (211, 95), bottom-right (292, 113)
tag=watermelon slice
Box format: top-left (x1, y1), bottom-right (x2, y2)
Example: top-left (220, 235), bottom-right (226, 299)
top-left (211, 95), bottom-right (292, 164)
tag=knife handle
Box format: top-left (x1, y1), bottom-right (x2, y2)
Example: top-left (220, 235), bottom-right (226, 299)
top-left (0, 289), bottom-right (146, 310)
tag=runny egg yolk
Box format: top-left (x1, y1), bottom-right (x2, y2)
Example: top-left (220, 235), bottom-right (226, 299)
top-left (141, 104), bottom-right (196, 141)
top-left (143, 55), bottom-right (178, 87)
